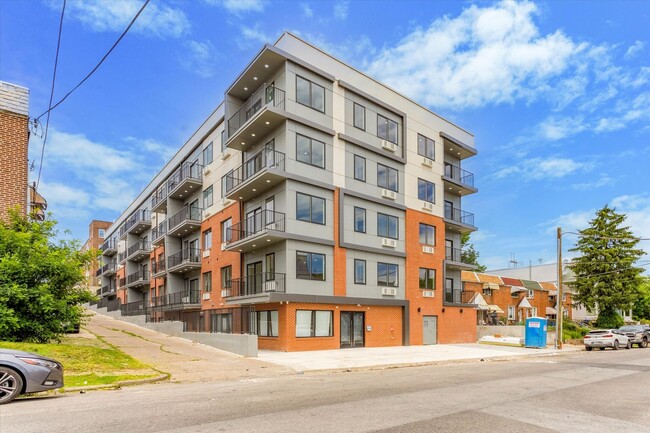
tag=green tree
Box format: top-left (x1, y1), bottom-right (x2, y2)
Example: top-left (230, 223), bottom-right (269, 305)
top-left (461, 233), bottom-right (487, 272)
top-left (568, 205), bottom-right (645, 327)
top-left (633, 277), bottom-right (650, 320)
top-left (0, 209), bottom-right (96, 343)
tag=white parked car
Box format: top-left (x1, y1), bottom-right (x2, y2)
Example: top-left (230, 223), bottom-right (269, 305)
top-left (584, 329), bottom-right (632, 351)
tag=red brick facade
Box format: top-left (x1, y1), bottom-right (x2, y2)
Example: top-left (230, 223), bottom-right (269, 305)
top-left (0, 110), bottom-right (29, 221)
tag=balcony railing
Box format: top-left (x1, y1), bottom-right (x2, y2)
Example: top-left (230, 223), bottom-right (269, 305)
top-left (167, 162), bottom-right (202, 197)
top-left (444, 289), bottom-right (475, 304)
top-left (151, 289), bottom-right (201, 309)
top-left (125, 210), bottom-right (151, 232)
top-left (444, 206), bottom-right (475, 227)
top-left (101, 284), bottom-right (116, 295)
top-left (118, 251), bottom-right (126, 263)
top-left (127, 269), bottom-right (150, 286)
top-left (152, 221), bottom-right (166, 245)
top-left (224, 273), bottom-right (285, 298)
top-left (227, 85), bottom-right (286, 138)
top-left (120, 300), bottom-right (148, 316)
top-left (152, 258), bottom-right (166, 277)
top-left (226, 210), bottom-right (285, 244)
top-left (168, 206), bottom-right (203, 232)
top-left (100, 239), bottom-right (117, 255)
top-left (99, 261), bottom-right (117, 276)
top-left (151, 185), bottom-right (167, 210)
top-left (446, 247), bottom-right (466, 263)
top-left (444, 164), bottom-right (475, 188)
top-left (119, 276), bottom-right (126, 287)
top-left (222, 149), bottom-right (286, 196)
top-left (167, 248), bottom-right (201, 270)
top-left (127, 240), bottom-right (151, 258)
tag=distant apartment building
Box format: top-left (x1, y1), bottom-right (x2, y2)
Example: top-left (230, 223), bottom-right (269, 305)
top-left (97, 33), bottom-right (479, 351)
top-left (0, 81), bottom-right (46, 221)
top-left (82, 220), bottom-right (111, 292)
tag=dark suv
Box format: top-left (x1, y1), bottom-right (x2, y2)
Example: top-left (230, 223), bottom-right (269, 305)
top-left (618, 325), bottom-right (649, 348)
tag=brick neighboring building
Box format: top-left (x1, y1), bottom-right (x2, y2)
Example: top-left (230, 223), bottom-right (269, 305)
top-left (0, 81), bottom-right (46, 221)
top-left (82, 220), bottom-right (111, 294)
top-left (98, 33), bottom-right (481, 351)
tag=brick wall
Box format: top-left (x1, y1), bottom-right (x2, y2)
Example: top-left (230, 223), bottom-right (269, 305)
top-left (0, 110), bottom-right (29, 221)
top-left (333, 188), bottom-right (347, 296)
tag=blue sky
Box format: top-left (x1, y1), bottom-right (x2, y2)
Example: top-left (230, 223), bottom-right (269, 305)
top-left (2, 0), bottom-right (649, 270)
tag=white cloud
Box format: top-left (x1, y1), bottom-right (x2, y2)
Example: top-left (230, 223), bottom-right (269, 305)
top-left (125, 137), bottom-right (177, 162)
top-left (238, 25), bottom-right (272, 49)
top-left (300, 3), bottom-right (314, 18)
top-left (39, 182), bottom-right (90, 207)
top-left (545, 209), bottom-right (594, 234)
top-left (181, 40), bottom-right (218, 78)
top-left (333, 1), bottom-right (349, 20)
top-left (624, 40), bottom-right (645, 60)
top-left (206, 0), bottom-right (266, 14)
top-left (495, 157), bottom-right (591, 180)
top-left (538, 116), bottom-right (588, 141)
top-left (572, 174), bottom-right (613, 191)
top-left (60, 0), bottom-right (190, 38)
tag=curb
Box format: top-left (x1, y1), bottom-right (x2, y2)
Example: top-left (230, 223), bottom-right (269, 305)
top-left (62, 374), bottom-right (170, 393)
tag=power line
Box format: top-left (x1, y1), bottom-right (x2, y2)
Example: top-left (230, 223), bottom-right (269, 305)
top-left (35, 0), bottom-right (151, 121)
top-left (36, 0), bottom-right (66, 189)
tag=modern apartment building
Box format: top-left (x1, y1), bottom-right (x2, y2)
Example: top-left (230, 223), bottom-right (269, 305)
top-left (83, 220), bottom-right (111, 293)
top-left (98, 33), bottom-right (479, 351)
top-left (0, 81), bottom-right (47, 222)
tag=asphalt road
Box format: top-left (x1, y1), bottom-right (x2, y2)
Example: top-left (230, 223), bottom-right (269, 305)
top-left (3, 349), bottom-right (650, 433)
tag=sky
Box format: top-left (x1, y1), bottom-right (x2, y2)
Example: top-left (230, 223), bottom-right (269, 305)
top-left (1, 0), bottom-right (649, 271)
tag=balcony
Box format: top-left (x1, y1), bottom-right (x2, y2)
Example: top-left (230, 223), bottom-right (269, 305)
top-left (441, 132), bottom-right (477, 160)
top-left (100, 261), bottom-right (117, 276)
top-left (100, 284), bottom-right (117, 297)
top-left (120, 300), bottom-right (148, 316)
top-left (118, 223), bottom-right (128, 239)
top-left (445, 247), bottom-right (477, 270)
top-left (101, 239), bottom-right (117, 256)
top-left (167, 206), bottom-right (202, 237)
top-left (167, 248), bottom-right (201, 273)
top-left (226, 85), bottom-right (287, 151)
top-left (125, 269), bottom-right (150, 289)
top-left (444, 206), bottom-right (477, 233)
top-left (224, 273), bottom-right (286, 299)
top-left (151, 184), bottom-right (168, 213)
top-left (167, 162), bottom-right (202, 200)
top-left (152, 221), bottom-right (166, 246)
top-left (126, 210), bottom-right (152, 235)
top-left (224, 210), bottom-right (286, 253)
top-left (221, 148), bottom-right (286, 201)
top-left (442, 164), bottom-right (477, 196)
top-left (127, 240), bottom-right (151, 262)
top-left (150, 289), bottom-right (201, 311)
top-left (118, 251), bottom-right (126, 264)
top-left (444, 289), bottom-right (475, 305)
top-left (118, 276), bottom-right (126, 288)
top-left (152, 258), bottom-right (166, 278)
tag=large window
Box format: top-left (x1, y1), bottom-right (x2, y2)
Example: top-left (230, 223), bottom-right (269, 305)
top-left (257, 310), bottom-right (279, 337)
top-left (296, 310), bottom-right (333, 337)
top-left (203, 229), bottom-right (212, 250)
top-left (377, 114), bottom-right (398, 144)
top-left (417, 134), bottom-right (435, 160)
top-left (377, 213), bottom-right (398, 239)
top-left (212, 313), bottom-right (232, 333)
top-left (296, 134), bottom-right (325, 168)
top-left (203, 142), bottom-right (213, 166)
top-left (203, 271), bottom-right (212, 292)
top-left (296, 251), bottom-right (326, 280)
top-left (266, 253), bottom-right (275, 280)
top-left (354, 207), bottom-right (366, 233)
top-left (221, 218), bottom-right (232, 243)
top-left (296, 76), bottom-right (325, 112)
top-left (221, 266), bottom-right (232, 288)
top-left (354, 259), bottom-right (366, 284)
top-left (203, 185), bottom-right (213, 208)
top-left (419, 268), bottom-right (435, 290)
top-left (354, 155), bottom-right (366, 181)
top-left (98, 228), bottom-right (105, 238)
top-left (296, 193), bottom-right (325, 224)
top-left (353, 103), bottom-right (365, 130)
top-left (418, 178), bottom-right (435, 203)
top-left (419, 223), bottom-right (435, 245)
top-left (378, 263), bottom-right (398, 287)
top-left (377, 163), bottom-right (398, 192)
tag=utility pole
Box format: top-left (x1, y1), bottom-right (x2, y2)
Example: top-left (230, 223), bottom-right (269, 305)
top-left (556, 227), bottom-right (563, 350)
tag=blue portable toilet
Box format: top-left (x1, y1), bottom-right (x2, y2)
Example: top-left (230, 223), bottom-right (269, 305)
top-left (525, 317), bottom-right (548, 348)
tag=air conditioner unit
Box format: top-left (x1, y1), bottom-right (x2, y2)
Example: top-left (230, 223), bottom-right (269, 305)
top-left (181, 296), bottom-right (189, 303)
top-left (422, 245), bottom-right (434, 254)
top-left (381, 140), bottom-right (397, 152)
top-left (203, 166), bottom-right (212, 176)
top-left (220, 242), bottom-right (227, 251)
top-left (423, 290), bottom-right (435, 298)
top-left (422, 157), bottom-right (433, 167)
top-left (381, 287), bottom-right (397, 296)
top-left (221, 149), bottom-right (232, 160)
top-left (381, 189), bottom-right (396, 200)
top-left (202, 249), bottom-right (210, 258)
top-left (202, 293), bottom-right (211, 301)
top-left (381, 238), bottom-right (397, 248)
top-left (221, 289), bottom-right (230, 298)
top-left (264, 280), bottom-right (278, 292)
top-left (422, 201), bottom-right (433, 211)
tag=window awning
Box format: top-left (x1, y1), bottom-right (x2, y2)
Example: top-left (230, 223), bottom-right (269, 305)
top-left (487, 304), bottom-right (504, 314)
top-left (546, 307), bottom-right (557, 315)
top-left (518, 297), bottom-right (533, 309)
top-left (471, 293), bottom-right (489, 309)
top-left (548, 290), bottom-right (558, 296)
top-left (510, 286), bottom-right (528, 294)
top-left (483, 282), bottom-right (500, 290)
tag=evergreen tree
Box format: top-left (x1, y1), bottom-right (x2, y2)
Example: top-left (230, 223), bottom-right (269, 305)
top-left (568, 205), bottom-right (645, 326)
top-left (461, 233), bottom-right (486, 272)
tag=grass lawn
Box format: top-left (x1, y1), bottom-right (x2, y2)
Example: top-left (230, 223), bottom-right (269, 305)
top-left (0, 331), bottom-right (165, 389)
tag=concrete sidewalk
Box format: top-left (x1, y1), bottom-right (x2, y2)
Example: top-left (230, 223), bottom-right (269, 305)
top-left (258, 343), bottom-right (581, 372)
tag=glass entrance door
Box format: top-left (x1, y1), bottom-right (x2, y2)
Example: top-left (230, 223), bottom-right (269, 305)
top-left (340, 312), bottom-right (365, 348)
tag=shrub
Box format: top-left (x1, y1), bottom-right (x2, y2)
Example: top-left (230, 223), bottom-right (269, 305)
top-left (595, 309), bottom-right (624, 329)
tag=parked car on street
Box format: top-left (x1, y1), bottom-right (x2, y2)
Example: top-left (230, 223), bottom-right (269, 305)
top-left (0, 349), bottom-right (64, 404)
top-left (618, 325), bottom-right (649, 348)
top-left (583, 329), bottom-right (632, 351)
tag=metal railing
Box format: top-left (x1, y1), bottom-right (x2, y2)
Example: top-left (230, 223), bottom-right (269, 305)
top-left (167, 162), bottom-right (203, 195)
top-left (167, 248), bottom-right (201, 269)
top-left (151, 184), bottom-right (167, 209)
top-left (152, 221), bottom-right (166, 242)
top-left (444, 289), bottom-right (475, 304)
top-left (101, 284), bottom-right (116, 295)
top-left (444, 206), bottom-right (475, 227)
top-left (100, 238), bottom-right (116, 252)
top-left (168, 206), bottom-right (203, 232)
top-left (445, 247), bottom-right (467, 263)
top-left (120, 300), bottom-right (148, 316)
top-left (125, 210), bottom-right (151, 232)
top-left (227, 85), bottom-right (286, 137)
top-left (226, 210), bottom-right (285, 244)
top-left (222, 148), bottom-right (286, 196)
top-left (151, 289), bottom-right (201, 309)
top-left (127, 269), bottom-right (150, 285)
top-left (225, 272), bottom-right (285, 298)
top-left (444, 164), bottom-right (475, 188)
top-left (152, 258), bottom-right (166, 276)
top-left (118, 251), bottom-right (126, 263)
top-left (98, 261), bottom-right (117, 275)
top-left (119, 276), bottom-right (126, 287)
top-left (127, 240), bottom-right (151, 257)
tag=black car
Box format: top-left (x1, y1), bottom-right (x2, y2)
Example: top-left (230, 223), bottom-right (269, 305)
top-left (618, 325), bottom-right (649, 348)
